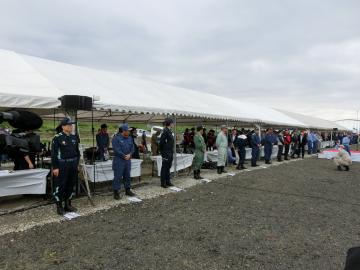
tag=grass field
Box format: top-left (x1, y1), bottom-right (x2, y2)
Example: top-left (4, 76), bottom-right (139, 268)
top-left (1, 119), bottom-right (216, 147)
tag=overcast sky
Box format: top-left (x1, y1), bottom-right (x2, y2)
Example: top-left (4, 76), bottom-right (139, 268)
top-left (0, 0), bottom-right (359, 121)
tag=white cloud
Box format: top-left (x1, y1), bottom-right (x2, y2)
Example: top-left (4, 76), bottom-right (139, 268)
top-left (0, 0), bottom-right (359, 121)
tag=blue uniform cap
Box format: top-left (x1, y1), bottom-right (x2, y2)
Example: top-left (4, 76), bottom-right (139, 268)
top-left (119, 123), bottom-right (129, 131)
top-left (60, 117), bottom-right (76, 126)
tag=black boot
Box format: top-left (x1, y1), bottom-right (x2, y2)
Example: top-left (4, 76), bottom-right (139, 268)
top-left (217, 166), bottom-right (222, 174)
top-left (222, 166), bottom-right (227, 173)
top-left (166, 182), bottom-right (174, 187)
top-left (197, 170), bottom-right (204, 180)
top-left (56, 201), bottom-right (65, 215)
top-left (194, 170), bottom-right (199, 179)
top-left (241, 165), bottom-right (246, 170)
top-left (344, 166), bottom-right (350, 171)
top-left (64, 199), bottom-right (77, 212)
top-left (125, 189), bottom-right (136, 197)
top-left (337, 166), bottom-right (342, 171)
top-left (236, 164), bottom-right (241, 170)
top-left (114, 190), bottom-right (120, 200)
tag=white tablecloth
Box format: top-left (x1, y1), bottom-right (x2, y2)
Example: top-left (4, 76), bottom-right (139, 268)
top-left (0, 169), bottom-right (49, 197)
top-left (84, 159), bottom-right (143, 182)
top-left (151, 154), bottom-right (194, 176)
top-left (318, 149), bottom-right (360, 162)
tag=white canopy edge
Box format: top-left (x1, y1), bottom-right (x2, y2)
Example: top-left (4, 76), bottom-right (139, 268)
top-left (275, 109), bottom-right (347, 130)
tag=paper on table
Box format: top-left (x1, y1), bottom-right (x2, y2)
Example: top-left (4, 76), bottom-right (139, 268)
top-left (0, 170), bottom-right (10, 175)
top-left (169, 186), bottom-right (184, 192)
top-left (201, 179), bottom-right (212, 183)
top-left (128, 197), bottom-right (142, 203)
top-left (64, 212), bottom-right (81, 220)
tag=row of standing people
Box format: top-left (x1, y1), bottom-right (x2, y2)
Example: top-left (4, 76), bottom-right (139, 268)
top-left (192, 126), bottom-right (331, 180)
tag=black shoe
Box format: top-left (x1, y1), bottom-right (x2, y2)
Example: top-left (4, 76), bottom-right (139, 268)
top-left (114, 190), bottom-right (120, 200)
top-left (241, 165), bottom-right (246, 170)
top-left (236, 165), bottom-right (241, 170)
top-left (197, 170), bottom-right (204, 180)
top-left (217, 167), bottom-right (222, 174)
top-left (337, 166), bottom-right (342, 171)
top-left (161, 184), bottom-right (168, 188)
top-left (284, 158), bottom-right (289, 160)
top-left (251, 164), bottom-right (259, 167)
top-left (125, 189), bottom-right (136, 197)
top-left (221, 166), bottom-right (228, 173)
top-left (56, 202), bottom-right (65, 215)
top-left (194, 170), bottom-right (199, 179)
top-left (344, 166), bottom-right (350, 171)
top-left (64, 200), bottom-right (77, 212)
top-left (166, 182), bottom-right (174, 187)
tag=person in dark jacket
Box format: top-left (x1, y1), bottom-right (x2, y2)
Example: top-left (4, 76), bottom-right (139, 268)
top-left (130, 127), bottom-right (140, 159)
top-left (96, 123), bottom-right (110, 161)
top-left (263, 128), bottom-right (275, 164)
top-left (236, 131), bottom-right (247, 170)
top-left (298, 131), bottom-right (308, 159)
top-left (51, 117), bottom-right (80, 215)
top-left (159, 118), bottom-right (175, 188)
top-left (251, 130), bottom-right (261, 167)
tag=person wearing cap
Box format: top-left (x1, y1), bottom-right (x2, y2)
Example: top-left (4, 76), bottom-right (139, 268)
top-left (51, 117), bottom-right (80, 215)
top-left (193, 126), bottom-right (206, 179)
top-left (112, 123), bottom-right (136, 199)
top-left (159, 118), bottom-right (175, 188)
top-left (333, 144), bottom-right (352, 171)
top-left (236, 130), bottom-right (248, 170)
top-left (216, 125), bottom-right (228, 174)
top-left (250, 129), bottom-right (261, 167)
top-left (96, 123), bottom-right (110, 161)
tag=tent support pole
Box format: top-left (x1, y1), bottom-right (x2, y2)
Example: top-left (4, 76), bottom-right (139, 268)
top-left (173, 115), bottom-right (177, 178)
top-left (92, 107), bottom-right (96, 194)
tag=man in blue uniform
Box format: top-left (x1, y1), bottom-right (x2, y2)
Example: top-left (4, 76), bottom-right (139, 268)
top-left (251, 130), bottom-right (261, 167)
top-left (264, 128), bottom-right (275, 164)
top-left (159, 118), bottom-right (174, 188)
top-left (96, 123), bottom-right (110, 161)
top-left (51, 117), bottom-right (80, 215)
top-left (112, 123), bottom-right (136, 200)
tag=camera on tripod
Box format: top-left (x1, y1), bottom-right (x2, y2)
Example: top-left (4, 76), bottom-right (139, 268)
top-left (0, 110), bottom-right (43, 156)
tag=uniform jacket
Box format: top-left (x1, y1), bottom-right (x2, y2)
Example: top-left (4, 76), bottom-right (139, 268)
top-left (159, 127), bottom-right (174, 159)
top-left (51, 132), bottom-right (80, 169)
top-left (112, 133), bottom-right (134, 160)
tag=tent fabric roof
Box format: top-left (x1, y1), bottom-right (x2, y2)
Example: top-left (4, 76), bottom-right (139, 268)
top-left (275, 109), bottom-right (346, 130)
top-left (0, 48), bottom-right (340, 130)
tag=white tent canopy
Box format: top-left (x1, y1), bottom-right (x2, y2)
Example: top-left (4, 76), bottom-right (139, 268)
top-left (0, 48), bottom-right (341, 130)
top-left (275, 109), bottom-right (346, 130)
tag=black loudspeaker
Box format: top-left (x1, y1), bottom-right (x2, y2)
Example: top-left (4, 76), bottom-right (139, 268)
top-left (59, 95), bottom-right (93, 111)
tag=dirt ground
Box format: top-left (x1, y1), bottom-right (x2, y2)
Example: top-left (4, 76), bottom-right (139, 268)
top-left (0, 157), bottom-right (360, 270)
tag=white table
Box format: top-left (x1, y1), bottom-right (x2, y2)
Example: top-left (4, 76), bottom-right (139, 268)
top-left (204, 150), bottom-right (218, 162)
top-left (0, 169), bottom-right (49, 197)
top-left (318, 149), bottom-right (360, 162)
top-left (151, 154), bottom-right (194, 176)
top-left (84, 159), bottom-right (143, 182)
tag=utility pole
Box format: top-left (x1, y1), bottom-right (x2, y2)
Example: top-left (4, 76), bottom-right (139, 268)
top-left (357, 110), bottom-right (359, 151)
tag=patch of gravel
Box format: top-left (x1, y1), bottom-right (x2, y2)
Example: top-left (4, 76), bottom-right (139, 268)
top-left (0, 156), bottom-right (359, 270)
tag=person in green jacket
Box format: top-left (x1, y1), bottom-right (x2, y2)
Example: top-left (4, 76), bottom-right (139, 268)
top-left (193, 126), bottom-right (206, 179)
